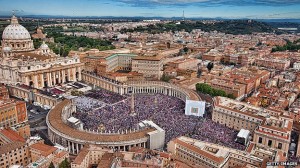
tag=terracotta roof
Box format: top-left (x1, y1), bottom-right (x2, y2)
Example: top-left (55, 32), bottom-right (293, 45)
top-left (16, 52), bottom-right (52, 61)
top-left (174, 138), bottom-right (225, 164)
top-left (0, 141), bottom-right (26, 155)
top-left (48, 99), bottom-right (156, 142)
top-left (185, 90), bottom-right (201, 101)
top-left (158, 152), bottom-right (170, 159)
top-left (73, 146), bottom-right (89, 165)
top-left (218, 104), bottom-right (265, 121)
top-left (261, 124), bottom-right (291, 133)
top-left (30, 143), bottom-right (57, 157)
top-left (172, 155), bottom-right (199, 168)
top-left (255, 129), bottom-right (289, 140)
top-left (128, 147), bottom-right (146, 153)
top-left (0, 128), bottom-right (26, 143)
top-left (133, 55), bottom-right (163, 61)
top-left (97, 152), bottom-right (114, 168)
top-left (55, 151), bottom-right (68, 158)
top-left (174, 160), bottom-right (194, 168)
top-left (246, 143), bottom-right (255, 153)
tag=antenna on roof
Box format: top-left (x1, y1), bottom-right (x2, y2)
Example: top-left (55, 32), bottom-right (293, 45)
top-left (12, 10), bottom-right (20, 16)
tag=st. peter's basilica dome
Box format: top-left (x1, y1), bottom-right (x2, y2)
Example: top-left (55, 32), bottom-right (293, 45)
top-left (1, 15), bottom-right (34, 53)
top-left (2, 15), bottom-right (31, 40)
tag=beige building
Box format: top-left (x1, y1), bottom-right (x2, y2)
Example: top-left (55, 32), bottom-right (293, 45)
top-left (105, 53), bottom-right (137, 72)
top-left (0, 128), bottom-right (30, 168)
top-left (168, 58), bottom-right (201, 70)
top-left (213, 96), bottom-right (265, 132)
top-left (27, 143), bottom-right (69, 168)
top-left (0, 85), bottom-right (30, 139)
top-left (252, 107), bottom-right (293, 154)
top-left (255, 57), bottom-right (291, 71)
top-left (0, 15), bottom-right (84, 89)
top-left (213, 97), bottom-right (293, 154)
top-left (167, 136), bottom-right (284, 168)
top-left (208, 79), bottom-right (246, 100)
top-left (202, 49), bottom-right (223, 62)
top-left (7, 84), bottom-right (63, 108)
top-left (72, 145), bottom-right (166, 168)
top-left (79, 48), bottom-right (136, 74)
top-left (31, 27), bottom-right (46, 40)
top-left (132, 56), bottom-right (164, 79)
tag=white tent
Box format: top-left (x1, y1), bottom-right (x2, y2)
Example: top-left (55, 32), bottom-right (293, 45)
top-left (237, 129), bottom-right (250, 139)
top-left (236, 129), bottom-right (250, 145)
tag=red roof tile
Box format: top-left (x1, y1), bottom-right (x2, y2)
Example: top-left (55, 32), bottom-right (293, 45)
top-left (30, 143), bottom-right (57, 157)
top-left (0, 128), bottom-right (25, 142)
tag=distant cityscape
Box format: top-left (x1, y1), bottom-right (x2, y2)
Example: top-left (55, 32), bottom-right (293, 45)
top-left (0, 3), bottom-right (300, 168)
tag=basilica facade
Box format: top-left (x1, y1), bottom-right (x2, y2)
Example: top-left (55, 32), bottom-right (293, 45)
top-left (0, 15), bottom-right (84, 89)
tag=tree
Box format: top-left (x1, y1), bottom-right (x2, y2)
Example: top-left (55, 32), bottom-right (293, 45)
top-left (196, 83), bottom-right (236, 99)
top-left (207, 62), bottom-right (214, 72)
top-left (49, 162), bottom-right (55, 168)
top-left (260, 97), bottom-right (269, 107)
top-left (227, 93), bottom-right (236, 99)
top-left (183, 47), bottom-right (189, 53)
top-left (120, 20), bottom-right (276, 35)
top-left (37, 30), bottom-right (115, 56)
top-left (216, 89), bottom-right (227, 97)
top-left (271, 38), bottom-right (300, 52)
top-left (59, 158), bottom-right (70, 168)
top-left (161, 74), bottom-right (171, 82)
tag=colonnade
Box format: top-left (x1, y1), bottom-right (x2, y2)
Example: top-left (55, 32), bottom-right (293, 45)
top-left (7, 85), bottom-right (60, 108)
top-left (82, 72), bottom-right (126, 95)
top-left (48, 127), bottom-right (148, 155)
top-left (81, 72), bottom-right (199, 102)
top-left (129, 85), bottom-right (187, 102)
top-left (23, 67), bottom-right (82, 89)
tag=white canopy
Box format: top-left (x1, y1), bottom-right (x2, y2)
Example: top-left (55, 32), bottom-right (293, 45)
top-left (237, 129), bottom-right (250, 139)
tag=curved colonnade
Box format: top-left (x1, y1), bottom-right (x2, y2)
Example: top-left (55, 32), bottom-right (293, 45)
top-left (46, 72), bottom-right (201, 155)
top-left (82, 72), bottom-right (201, 101)
top-left (46, 99), bottom-right (155, 155)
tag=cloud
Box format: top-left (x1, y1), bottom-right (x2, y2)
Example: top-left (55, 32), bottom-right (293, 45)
top-left (117, 0), bottom-right (300, 7)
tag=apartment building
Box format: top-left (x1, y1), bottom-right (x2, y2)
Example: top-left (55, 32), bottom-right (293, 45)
top-left (167, 136), bottom-right (284, 168)
top-left (213, 97), bottom-right (293, 154)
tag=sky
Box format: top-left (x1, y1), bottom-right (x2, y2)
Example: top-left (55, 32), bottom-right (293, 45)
top-left (0, 0), bottom-right (300, 19)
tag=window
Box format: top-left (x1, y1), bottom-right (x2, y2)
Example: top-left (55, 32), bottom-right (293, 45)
top-left (278, 143), bottom-right (282, 149)
top-left (268, 140), bottom-right (272, 147)
top-left (258, 137), bottom-right (262, 143)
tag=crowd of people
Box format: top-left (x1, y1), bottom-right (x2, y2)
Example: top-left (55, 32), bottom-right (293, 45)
top-left (73, 96), bottom-right (106, 113)
top-left (190, 118), bottom-right (245, 150)
top-left (85, 89), bottom-right (126, 104)
top-left (73, 88), bottom-right (245, 150)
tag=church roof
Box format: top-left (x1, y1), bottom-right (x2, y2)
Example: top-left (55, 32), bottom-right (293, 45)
top-left (2, 15), bottom-right (31, 40)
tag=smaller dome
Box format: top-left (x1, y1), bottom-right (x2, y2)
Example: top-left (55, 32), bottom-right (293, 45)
top-left (40, 41), bottom-right (49, 50)
top-left (3, 46), bottom-right (12, 52)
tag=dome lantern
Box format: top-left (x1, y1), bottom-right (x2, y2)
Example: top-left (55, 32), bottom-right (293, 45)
top-left (10, 15), bottom-right (19, 25)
